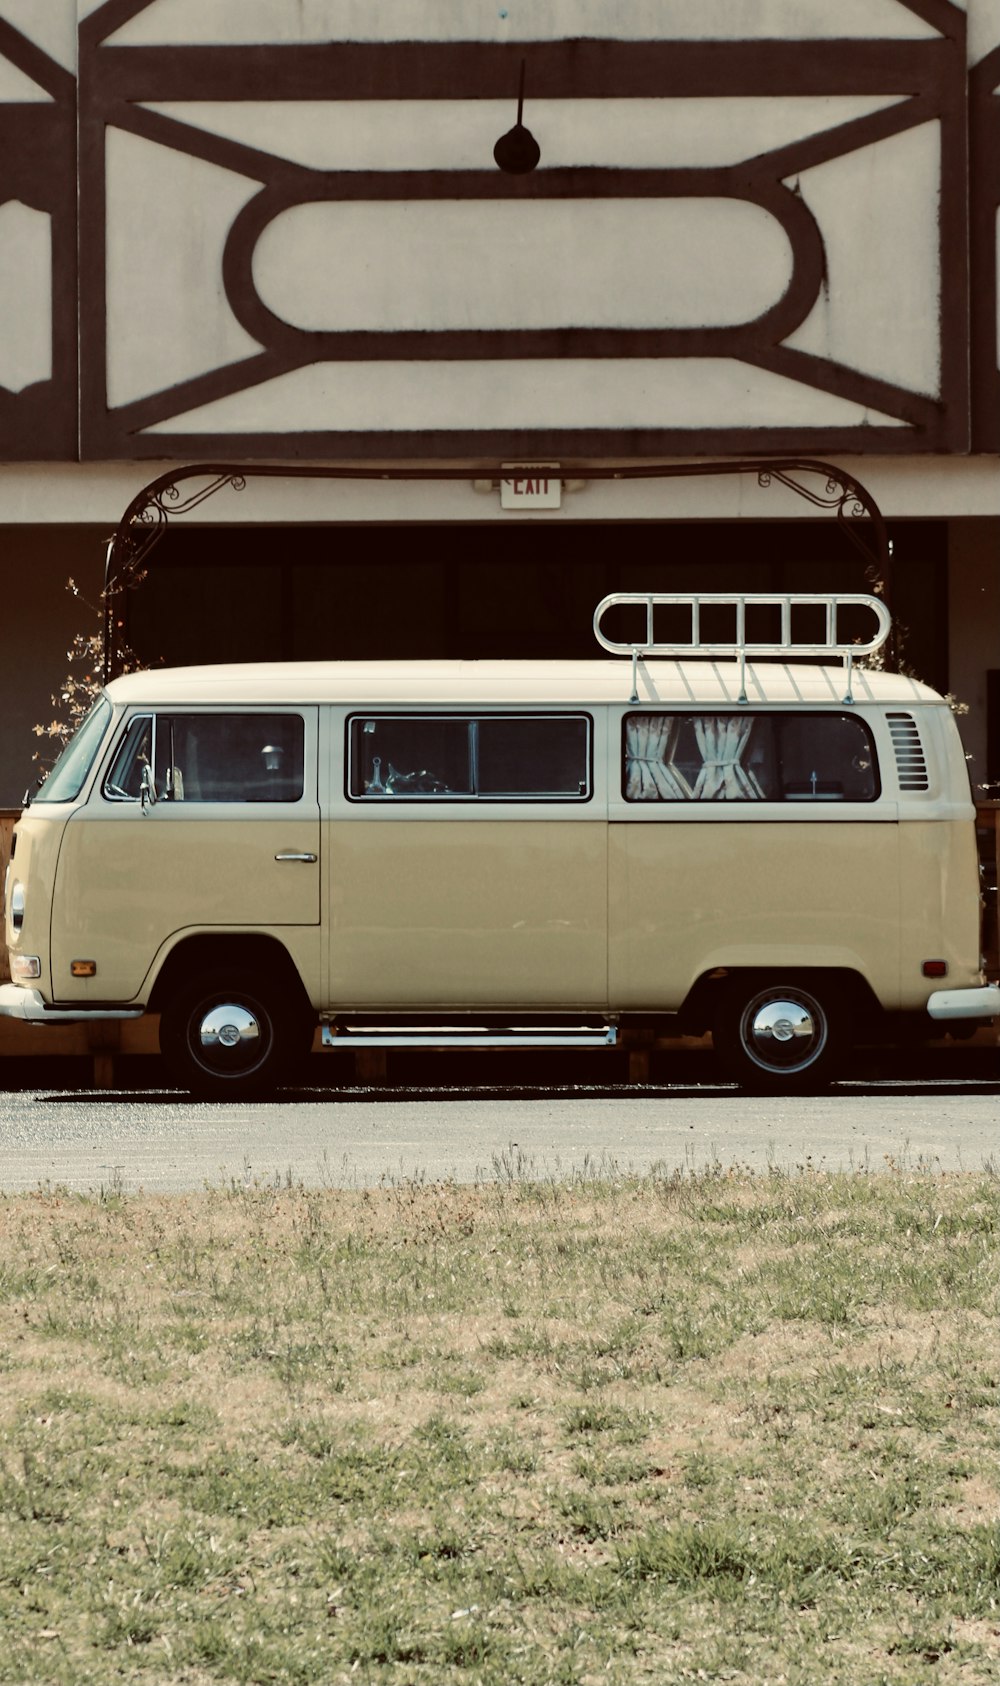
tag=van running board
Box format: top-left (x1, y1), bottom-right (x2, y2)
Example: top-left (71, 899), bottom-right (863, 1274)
top-left (321, 1025), bottom-right (618, 1050)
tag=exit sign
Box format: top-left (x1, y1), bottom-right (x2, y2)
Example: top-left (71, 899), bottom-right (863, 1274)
top-left (500, 467), bottom-right (562, 509)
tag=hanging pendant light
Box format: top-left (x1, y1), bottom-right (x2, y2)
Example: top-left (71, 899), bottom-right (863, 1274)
top-left (494, 59), bottom-right (540, 174)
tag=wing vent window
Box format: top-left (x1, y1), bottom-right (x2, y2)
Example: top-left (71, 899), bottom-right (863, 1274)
top-left (887, 712), bottom-right (929, 791)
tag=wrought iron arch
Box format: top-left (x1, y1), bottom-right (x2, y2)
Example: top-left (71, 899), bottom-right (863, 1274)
top-left (102, 456), bottom-right (890, 683)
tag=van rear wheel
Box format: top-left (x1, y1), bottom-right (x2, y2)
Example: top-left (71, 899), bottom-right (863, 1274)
top-left (160, 970), bottom-right (293, 1098)
top-left (713, 978), bottom-right (842, 1092)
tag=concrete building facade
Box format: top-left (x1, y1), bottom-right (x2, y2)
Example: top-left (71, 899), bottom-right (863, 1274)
top-left (0, 0), bottom-right (998, 806)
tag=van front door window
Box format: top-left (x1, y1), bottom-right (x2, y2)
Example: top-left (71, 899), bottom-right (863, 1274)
top-left (104, 714), bottom-right (305, 804)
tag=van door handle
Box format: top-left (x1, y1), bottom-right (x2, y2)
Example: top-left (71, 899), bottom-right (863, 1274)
top-left (274, 852), bottom-right (317, 863)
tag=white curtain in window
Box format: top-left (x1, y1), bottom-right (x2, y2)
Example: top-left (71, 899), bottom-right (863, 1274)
top-left (691, 716), bottom-right (765, 800)
top-left (625, 715), bottom-right (691, 800)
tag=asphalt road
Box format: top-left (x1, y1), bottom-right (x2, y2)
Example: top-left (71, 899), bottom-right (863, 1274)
top-left (0, 1052), bottom-right (997, 1194)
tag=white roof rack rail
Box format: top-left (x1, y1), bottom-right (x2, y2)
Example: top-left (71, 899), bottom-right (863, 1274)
top-left (593, 591), bottom-right (891, 704)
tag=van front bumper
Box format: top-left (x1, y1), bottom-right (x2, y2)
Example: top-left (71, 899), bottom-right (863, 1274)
top-left (0, 984), bottom-right (142, 1023)
top-left (927, 985), bottom-right (1000, 1022)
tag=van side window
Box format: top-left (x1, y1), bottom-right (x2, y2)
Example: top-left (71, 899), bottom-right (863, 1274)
top-left (623, 713), bottom-right (878, 802)
top-left (349, 715), bottom-right (591, 800)
top-left (104, 714), bottom-right (305, 803)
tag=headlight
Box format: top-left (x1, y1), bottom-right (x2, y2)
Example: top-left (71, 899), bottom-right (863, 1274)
top-left (10, 881), bottom-right (25, 932)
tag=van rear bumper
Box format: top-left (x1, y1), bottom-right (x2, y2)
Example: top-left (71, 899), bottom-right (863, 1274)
top-left (927, 985), bottom-right (1000, 1022)
top-left (0, 984), bottom-right (143, 1023)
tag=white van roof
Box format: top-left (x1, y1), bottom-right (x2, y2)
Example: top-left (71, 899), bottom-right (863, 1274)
top-left (104, 660), bottom-right (945, 709)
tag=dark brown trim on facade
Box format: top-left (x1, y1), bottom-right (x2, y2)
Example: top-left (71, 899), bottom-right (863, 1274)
top-left (211, 167), bottom-right (824, 361)
top-left (937, 20), bottom-right (970, 453)
top-left (895, 0), bottom-right (963, 36)
top-left (111, 426), bottom-right (939, 465)
top-left (78, 38), bottom-right (110, 468)
top-left (751, 347), bottom-right (944, 433)
top-left (0, 52), bottom-right (77, 459)
top-left (970, 50), bottom-right (1000, 451)
top-left (0, 20), bottom-right (75, 100)
top-left (66, 18), bottom-right (968, 461)
top-left (80, 0), bottom-right (161, 50)
top-left (88, 39), bottom-right (958, 102)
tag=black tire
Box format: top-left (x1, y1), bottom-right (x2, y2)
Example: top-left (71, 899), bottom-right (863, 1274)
top-left (713, 977), bottom-right (843, 1092)
top-left (160, 969), bottom-right (296, 1098)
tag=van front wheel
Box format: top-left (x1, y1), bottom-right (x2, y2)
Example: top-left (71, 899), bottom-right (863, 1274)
top-left (161, 971), bottom-right (293, 1098)
top-left (713, 978), bottom-right (842, 1092)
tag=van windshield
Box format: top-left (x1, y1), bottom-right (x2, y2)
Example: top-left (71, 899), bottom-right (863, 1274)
top-left (33, 696), bottom-right (113, 804)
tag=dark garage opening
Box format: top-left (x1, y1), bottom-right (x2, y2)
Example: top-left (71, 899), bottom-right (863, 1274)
top-left (126, 519), bottom-right (948, 692)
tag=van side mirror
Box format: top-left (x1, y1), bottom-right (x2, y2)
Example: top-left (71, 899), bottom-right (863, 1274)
top-left (140, 764), bottom-right (157, 812)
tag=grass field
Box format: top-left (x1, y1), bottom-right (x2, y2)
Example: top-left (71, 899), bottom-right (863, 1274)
top-left (1, 1155), bottom-right (998, 1685)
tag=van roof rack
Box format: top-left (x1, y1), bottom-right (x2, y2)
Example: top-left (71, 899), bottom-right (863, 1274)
top-left (592, 591), bottom-right (891, 705)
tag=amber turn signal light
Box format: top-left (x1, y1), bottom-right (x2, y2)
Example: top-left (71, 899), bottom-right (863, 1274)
top-left (70, 960), bottom-right (97, 978)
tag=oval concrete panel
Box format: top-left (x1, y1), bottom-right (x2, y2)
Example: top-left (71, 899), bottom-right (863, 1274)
top-left (252, 197), bottom-right (794, 333)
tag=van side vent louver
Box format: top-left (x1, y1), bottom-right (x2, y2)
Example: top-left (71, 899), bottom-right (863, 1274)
top-left (887, 712), bottom-right (929, 791)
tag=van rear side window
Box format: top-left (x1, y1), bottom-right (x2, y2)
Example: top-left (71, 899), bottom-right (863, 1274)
top-left (104, 713), bottom-right (305, 803)
top-left (623, 713), bottom-right (879, 802)
top-left (348, 715), bottom-right (591, 800)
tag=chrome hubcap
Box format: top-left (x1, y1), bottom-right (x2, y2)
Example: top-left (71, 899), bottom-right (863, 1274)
top-left (742, 993), bottom-right (826, 1072)
top-left (196, 1002), bottom-right (263, 1073)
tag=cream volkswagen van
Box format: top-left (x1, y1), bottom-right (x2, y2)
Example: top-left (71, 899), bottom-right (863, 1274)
top-left (2, 593), bottom-right (996, 1095)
